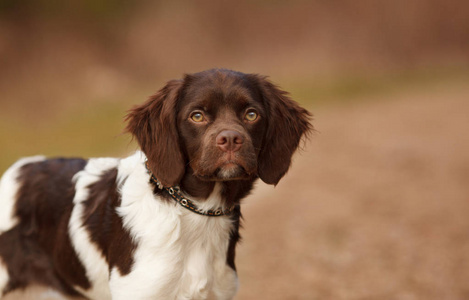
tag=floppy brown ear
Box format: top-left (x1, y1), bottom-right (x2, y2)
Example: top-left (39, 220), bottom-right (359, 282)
top-left (250, 75), bottom-right (312, 185)
top-left (125, 80), bottom-right (185, 186)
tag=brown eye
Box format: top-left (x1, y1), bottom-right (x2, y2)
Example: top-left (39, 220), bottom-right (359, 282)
top-left (190, 112), bottom-right (205, 122)
top-left (244, 110), bottom-right (258, 122)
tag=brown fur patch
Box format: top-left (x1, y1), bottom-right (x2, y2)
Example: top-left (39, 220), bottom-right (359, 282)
top-left (0, 158), bottom-right (89, 296)
top-left (81, 168), bottom-right (136, 275)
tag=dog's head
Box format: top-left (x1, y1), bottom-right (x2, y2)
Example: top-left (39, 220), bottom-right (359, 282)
top-left (125, 69), bottom-right (312, 187)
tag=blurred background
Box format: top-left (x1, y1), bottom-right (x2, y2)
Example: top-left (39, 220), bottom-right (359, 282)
top-left (1, 1), bottom-right (469, 299)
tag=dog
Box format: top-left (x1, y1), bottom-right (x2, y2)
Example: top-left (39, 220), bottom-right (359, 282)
top-left (0, 69), bottom-right (312, 299)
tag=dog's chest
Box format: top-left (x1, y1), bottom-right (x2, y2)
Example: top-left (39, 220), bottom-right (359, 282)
top-left (105, 170), bottom-right (238, 299)
top-left (170, 212), bottom-right (238, 299)
top-left (109, 206), bottom-right (237, 300)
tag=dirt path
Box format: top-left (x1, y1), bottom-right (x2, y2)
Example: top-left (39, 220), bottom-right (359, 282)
top-left (236, 83), bottom-right (469, 299)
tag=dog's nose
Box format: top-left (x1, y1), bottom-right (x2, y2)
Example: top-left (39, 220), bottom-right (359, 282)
top-left (216, 130), bottom-right (244, 152)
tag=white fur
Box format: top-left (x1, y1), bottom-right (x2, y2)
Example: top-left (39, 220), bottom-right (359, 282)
top-left (0, 256), bottom-right (8, 298)
top-left (38, 289), bottom-right (67, 300)
top-left (108, 152), bottom-right (238, 300)
top-left (68, 157), bottom-right (119, 300)
top-left (0, 156), bottom-right (45, 234)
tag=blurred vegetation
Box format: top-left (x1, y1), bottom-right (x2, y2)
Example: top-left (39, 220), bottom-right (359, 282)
top-left (0, 102), bottom-right (131, 171)
top-left (1, 0), bottom-right (469, 171)
top-left (286, 66), bottom-right (469, 105)
top-left (0, 0), bottom-right (133, 19)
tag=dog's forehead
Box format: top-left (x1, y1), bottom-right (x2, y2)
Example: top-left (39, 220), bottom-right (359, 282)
top-left (182, 73), bottom-right (260, 110)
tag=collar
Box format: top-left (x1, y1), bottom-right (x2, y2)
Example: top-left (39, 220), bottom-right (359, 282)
top-left (145, 161), bottom-right (235, 217)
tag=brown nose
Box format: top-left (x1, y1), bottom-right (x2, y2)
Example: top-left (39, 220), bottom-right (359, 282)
top-left (216, 130), bottom-right (244, 152)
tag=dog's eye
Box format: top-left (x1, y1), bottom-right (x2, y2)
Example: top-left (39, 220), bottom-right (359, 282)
top-left (190, 112), bottom-right (205, 122)
top-left (244, 110), bottom-right (258, 122)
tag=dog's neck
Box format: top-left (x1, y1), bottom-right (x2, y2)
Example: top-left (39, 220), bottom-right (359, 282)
top-left (180, 169), bottom-right (257, 208)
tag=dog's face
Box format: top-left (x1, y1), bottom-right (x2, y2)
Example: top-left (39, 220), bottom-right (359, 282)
top-left (177, 71), bottom-right (266, 182)
top-left (126, 69), bottom-right (311, 187)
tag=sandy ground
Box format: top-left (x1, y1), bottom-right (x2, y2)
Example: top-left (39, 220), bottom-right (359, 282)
top-left (5, 83), bottom-right (469, 299)
top-left (236, 83), bottom-right (469, 300)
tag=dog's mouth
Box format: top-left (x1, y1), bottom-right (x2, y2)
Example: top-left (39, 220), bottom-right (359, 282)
top-left (194, 161), bottom-right (255, 181)
top-left (216, 161), bottom-right (251, 180)
top-left (190, 148), bottom-right (258, 182)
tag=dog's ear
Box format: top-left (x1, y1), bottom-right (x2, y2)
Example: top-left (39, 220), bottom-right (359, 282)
top-left (249, 75), bottom-right (312, 185)
top-left (125, 80), bottom-right (185, 187)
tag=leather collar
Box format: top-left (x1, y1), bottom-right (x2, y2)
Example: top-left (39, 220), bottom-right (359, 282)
top-left (145, 161), bottom-right (234, 217)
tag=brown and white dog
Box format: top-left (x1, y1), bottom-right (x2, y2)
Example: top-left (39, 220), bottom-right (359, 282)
top-left (0, 69), bottom-right (311, 299)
